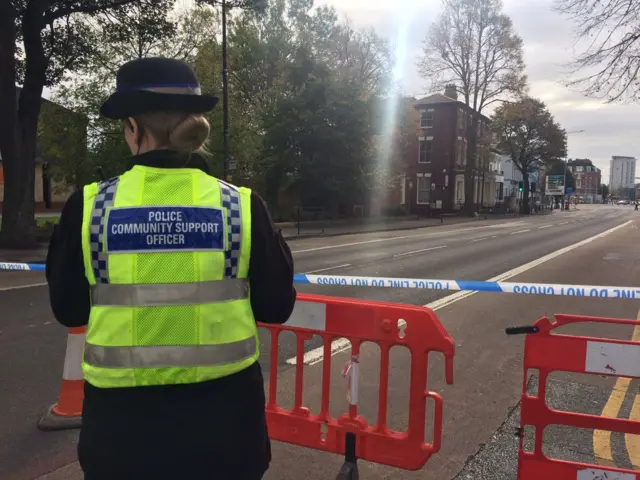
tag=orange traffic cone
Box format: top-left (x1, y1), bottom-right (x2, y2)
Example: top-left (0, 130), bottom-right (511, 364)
top-left (38, 327), bottom-right (85, 431)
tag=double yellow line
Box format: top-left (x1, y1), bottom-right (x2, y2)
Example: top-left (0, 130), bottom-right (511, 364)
top-left (593, 310), bottom-right (640, 469)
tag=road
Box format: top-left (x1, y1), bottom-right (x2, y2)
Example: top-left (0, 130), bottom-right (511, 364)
top-left (1, 204), bottom-right (639, 479)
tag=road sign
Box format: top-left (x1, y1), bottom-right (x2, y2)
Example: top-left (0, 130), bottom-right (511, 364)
top-left (567, 187), bottom-right (573, 195)
top-left (546, 175), bottom-right (565, 195)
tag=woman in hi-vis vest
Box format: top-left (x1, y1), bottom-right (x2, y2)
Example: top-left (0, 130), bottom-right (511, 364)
top-left (46, 57), bottom-right (297, 480)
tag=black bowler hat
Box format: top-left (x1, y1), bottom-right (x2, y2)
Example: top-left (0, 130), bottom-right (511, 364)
top-left (100, 57), bottom-right (219, 119)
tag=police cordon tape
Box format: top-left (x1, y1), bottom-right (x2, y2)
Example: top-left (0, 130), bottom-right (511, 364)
top-left (4, 261), bottom-right (639, 299)
top-left (293, 274), bottom-right (640, 299)
top-left (0, 262), bottom-right (45, 271)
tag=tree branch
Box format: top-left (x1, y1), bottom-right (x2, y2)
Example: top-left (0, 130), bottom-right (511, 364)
top-left (45, 0), bottom-right (141, 22)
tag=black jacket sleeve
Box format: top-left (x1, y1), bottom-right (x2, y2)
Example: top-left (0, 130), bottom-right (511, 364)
top-left (46, 188), bottom-right (91, 328)
top-left (46, 188), bottom-right (296, 328)
top-left (248, 191), bottom-right (296, 324)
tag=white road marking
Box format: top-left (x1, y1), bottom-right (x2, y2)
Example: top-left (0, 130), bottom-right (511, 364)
top-left (510, 229), bottom-right (531, 235)
top-left (392, 245), bottom-right (447, 258)
top-left (305, 264), bottom-right (352, 274)
top-left (538, 225), bottom-right (554, 229)
top-left (287, 220), bottom-right (632, 366)
top-left (491, 235), bottom-right (498, 239)
top-left (0, 282), bottom-right (47, 292)
top-left (291, 221), bottom-right (525, 254)
top-left (559, 221), bottom-right (569, 225)
top-left (469, 237), bottom-right (488, 243)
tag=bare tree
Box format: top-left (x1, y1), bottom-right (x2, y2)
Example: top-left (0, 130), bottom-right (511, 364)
top-left (491, 97), bottom-right (567, 213)
top-left (325, 23), bottom-right (392, 95)
top-left (554, 0), bottom-right (640, 102)
top-left (417, 0), bottom-right (526, 215)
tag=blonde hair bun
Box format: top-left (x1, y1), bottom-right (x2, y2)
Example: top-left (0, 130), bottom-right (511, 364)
top-left (168, 114), bottom-right (210, 153)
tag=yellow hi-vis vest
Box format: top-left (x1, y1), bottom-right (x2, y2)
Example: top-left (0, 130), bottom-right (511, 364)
top-left (80, 165), bottom-right (258, 388)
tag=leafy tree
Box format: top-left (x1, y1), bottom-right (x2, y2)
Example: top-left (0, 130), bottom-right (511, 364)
top-left (0, 0), bottom-right (154, 248)
top-left (260, 48), bottom-right (375, 215)
top-left (37, 100), bottom-right (90, 189)
top-left (554, 0), bottom-right (640, 102)
top-left (49, 3), bottom-right (216, 186)
top-left (601, 184), bottom-right (610, 200)
top-left (417, 0), bottom-right (527, 215)
top-left (491, 97), bottom-right (567, 213)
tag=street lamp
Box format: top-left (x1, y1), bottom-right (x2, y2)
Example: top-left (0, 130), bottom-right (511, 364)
top-left (199, 0), bottom-right (267, 181)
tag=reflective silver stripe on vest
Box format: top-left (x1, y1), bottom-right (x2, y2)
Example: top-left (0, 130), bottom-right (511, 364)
top-left (91, 279), bottom-right (248, 306)
top-left (84, 336), bottom-right (257, 369)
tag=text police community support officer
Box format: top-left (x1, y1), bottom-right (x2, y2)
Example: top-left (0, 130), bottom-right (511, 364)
top-left (45, 57), bottom-right (297, 480)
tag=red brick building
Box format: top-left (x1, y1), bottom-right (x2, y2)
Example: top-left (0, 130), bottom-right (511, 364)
top-left (567, 158), bottom-right (602, 202)
top-left (396, 85), bottom-right (494, 214)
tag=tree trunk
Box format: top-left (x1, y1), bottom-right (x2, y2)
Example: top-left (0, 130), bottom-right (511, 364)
top-left (522, 172), bottom-right (530, 214)
top-left (463, 115), bottom-right (479, 216)
top-left (0, 3), bottom-right (29, 248)
top-left (0, 3), bottom-right (48, 248)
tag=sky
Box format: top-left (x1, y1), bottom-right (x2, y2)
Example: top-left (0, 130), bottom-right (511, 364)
top-left (315, 0), bottom-right (640, 185)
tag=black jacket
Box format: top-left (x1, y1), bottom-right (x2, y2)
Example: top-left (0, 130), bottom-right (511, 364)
top-left (45, 150), bottom-right (296, 480)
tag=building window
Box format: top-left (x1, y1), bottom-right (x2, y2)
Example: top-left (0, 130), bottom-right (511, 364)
top-left (417, 174), bottom-right (431, 204)
top-left (457, 110), bottom-right (464, 131)
top-left (419, 138), bottom-right (433, 163)
top-left (400, 175), bottom-right (406, 205)
top-left (420, 109), bottom-right (434, 128)
top-left (457, 137), bottom-right (466, 166)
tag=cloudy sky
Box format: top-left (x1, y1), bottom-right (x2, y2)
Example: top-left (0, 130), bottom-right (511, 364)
top-left (317, 0), bottom-right (640, 185)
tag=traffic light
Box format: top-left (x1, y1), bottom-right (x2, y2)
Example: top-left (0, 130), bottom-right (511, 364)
top-left (518, 181), bottom-right (523, 192)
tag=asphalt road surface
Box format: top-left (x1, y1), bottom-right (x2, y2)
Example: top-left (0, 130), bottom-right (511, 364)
top-left (1, 204), bottom-right (640, 479)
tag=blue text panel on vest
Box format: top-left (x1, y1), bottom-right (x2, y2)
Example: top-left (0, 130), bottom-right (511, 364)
top-left (105, 206), bottom-right (225, 253)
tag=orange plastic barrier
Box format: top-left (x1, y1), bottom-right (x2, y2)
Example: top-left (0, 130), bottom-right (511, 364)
top-left (38, 327), bottom-right (85, 431)
top-left (514, 314), bottom-right (640, 479)
top-left (263, 293), bottom-right (455, 471)
top-left (40, 294), bottom-right (455, 473)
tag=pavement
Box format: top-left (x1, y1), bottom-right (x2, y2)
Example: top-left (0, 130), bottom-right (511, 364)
top-left (276, 211), bottom-right (535, 239)
top-left (1, 204), bottom-right (640, 479)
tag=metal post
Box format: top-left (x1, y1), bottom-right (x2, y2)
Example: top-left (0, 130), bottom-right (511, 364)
top-left (336, 433), bottom-right (359, 480)
top-left (562, 157), bottom-right (567, 211)
top-left (221, 0), bottom-right (230, 181)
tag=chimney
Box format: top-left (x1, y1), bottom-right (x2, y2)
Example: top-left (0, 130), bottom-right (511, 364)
top-left (444, 84), bottom-right (458, 100)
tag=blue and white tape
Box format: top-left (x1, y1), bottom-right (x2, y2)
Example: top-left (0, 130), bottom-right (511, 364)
top-left (293, 274), bottom-right (640, 299)
top-left (2, 263), bottom-right (638, 299)
top-left (0, 262), bottom-right (45, 272)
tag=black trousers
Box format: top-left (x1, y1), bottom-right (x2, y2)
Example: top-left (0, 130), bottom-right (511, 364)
top-left (78, 364), bottom-right (271, 480)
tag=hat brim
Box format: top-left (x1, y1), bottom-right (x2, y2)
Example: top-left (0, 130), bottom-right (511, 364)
top-left (100, 90), bottom-right (219, 119)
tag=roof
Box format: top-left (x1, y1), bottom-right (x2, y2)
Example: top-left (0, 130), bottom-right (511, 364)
top-left (413, 93), bottom-right (491, 122)
top-left (414, 93), bottom-right (458, 106)
top-left (567, 158), bottom-right (593, 166)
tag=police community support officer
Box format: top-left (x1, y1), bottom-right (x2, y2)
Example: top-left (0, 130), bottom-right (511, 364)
top-left (45, 57), bottom-right (297, 480)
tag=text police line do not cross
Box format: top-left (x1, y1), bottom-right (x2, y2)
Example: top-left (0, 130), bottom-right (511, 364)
top-left (293, 274), bottom-right (640, 300)
top-left (106, 206), bottom-right (226, 252)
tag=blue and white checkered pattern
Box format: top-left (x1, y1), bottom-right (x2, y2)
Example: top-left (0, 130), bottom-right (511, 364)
top-left (90, 178), bottom-right (119, 284)
top-left (219, 180), bottom-right (242, 279)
